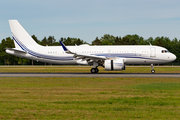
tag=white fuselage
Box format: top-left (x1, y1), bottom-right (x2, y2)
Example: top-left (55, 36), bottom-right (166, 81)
top-left (6, 44), bottom-right (176, 65)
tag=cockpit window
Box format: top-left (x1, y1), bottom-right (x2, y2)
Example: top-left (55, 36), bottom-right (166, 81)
top-left (162, 50), bottom-right (169, 53)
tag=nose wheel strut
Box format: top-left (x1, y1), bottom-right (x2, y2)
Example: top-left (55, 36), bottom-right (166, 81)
top-left (151, 64), bottom-right (155, 74)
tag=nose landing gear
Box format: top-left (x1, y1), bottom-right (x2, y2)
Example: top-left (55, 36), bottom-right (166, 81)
top-left (151, 64), bottom-right (155, 74)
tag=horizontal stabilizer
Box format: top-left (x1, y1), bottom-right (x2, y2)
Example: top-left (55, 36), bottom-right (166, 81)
top-left (6, 48), bottom-right (27, 53)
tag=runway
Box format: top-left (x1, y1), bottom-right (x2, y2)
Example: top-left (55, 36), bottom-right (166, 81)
top-left (0, 73), bottom-right (180, 77)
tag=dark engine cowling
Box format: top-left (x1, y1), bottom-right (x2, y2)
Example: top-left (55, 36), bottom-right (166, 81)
top-left (104, 59), bottom-right (125, 71)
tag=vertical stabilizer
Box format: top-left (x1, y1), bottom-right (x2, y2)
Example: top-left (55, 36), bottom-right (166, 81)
top-left (9, 20), bottom-right (39, 49)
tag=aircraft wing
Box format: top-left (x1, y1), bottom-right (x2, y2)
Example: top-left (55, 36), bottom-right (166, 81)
top-left (60, 41), bottom-right (107, 60)
top-left (73, 53), bottom-right (107, 60)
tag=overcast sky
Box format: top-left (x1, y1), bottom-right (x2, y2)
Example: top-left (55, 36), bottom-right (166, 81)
top-left (0, 0), bottom-right (180, 43)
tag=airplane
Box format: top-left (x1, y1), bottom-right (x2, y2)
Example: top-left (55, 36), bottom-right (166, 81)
top-left (6, 20), bottom-right (176, 73)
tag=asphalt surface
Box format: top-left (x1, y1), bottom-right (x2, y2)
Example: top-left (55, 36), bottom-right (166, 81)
top-left (0, 73), bottom-right (180, 77)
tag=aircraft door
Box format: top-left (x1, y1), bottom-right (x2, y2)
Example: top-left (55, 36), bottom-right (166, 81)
top-left (150, 47), bottom-right (156, 57)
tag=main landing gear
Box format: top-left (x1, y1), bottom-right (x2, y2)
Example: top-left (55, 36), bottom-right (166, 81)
top-left (91, 67), bottom-right (99, 74)
top-left (151, 64), bottom-right (155, 74)
top-left (91, 61), bottom-right (99, 73)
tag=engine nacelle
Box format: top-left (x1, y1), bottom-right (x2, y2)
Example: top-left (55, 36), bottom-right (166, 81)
top-left (104, 59), bottom-right (125, 71)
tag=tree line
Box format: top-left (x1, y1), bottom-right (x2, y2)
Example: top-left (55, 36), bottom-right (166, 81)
top-left (0, 34), bottom-right (180, 65)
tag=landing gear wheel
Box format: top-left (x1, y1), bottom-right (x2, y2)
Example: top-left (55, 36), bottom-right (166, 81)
top-left (96, 68), bottom-right (99, 73)
top-left (91, 68), bottom-right (99, 73)
top-left (151, 69), bottom-right (155, 74)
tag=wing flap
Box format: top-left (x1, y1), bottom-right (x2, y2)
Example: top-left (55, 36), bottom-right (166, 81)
top-left (74, 54), bottom-right (107, 60)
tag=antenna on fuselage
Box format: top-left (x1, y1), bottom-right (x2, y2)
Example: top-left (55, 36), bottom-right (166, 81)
top-left (149, 42), bottom-right (152, 46)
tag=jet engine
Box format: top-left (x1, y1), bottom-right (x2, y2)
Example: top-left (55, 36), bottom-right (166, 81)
top-left (104, 59), bottom-right (125, 71)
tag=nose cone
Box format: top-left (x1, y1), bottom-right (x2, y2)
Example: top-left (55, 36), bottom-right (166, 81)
top-left (171, 53), bottom-right (176, 62)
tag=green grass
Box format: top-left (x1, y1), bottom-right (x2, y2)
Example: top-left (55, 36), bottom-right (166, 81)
top-left (133, 83), bottom-right (180, 90)
top-left (0, 65), bottom-right (179, 73)
top-left (0, 77), bottom-right (180, 119)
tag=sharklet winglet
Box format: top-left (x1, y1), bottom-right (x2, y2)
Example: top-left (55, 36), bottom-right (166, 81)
top-left (59, 41), bottom-right (74, 54)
